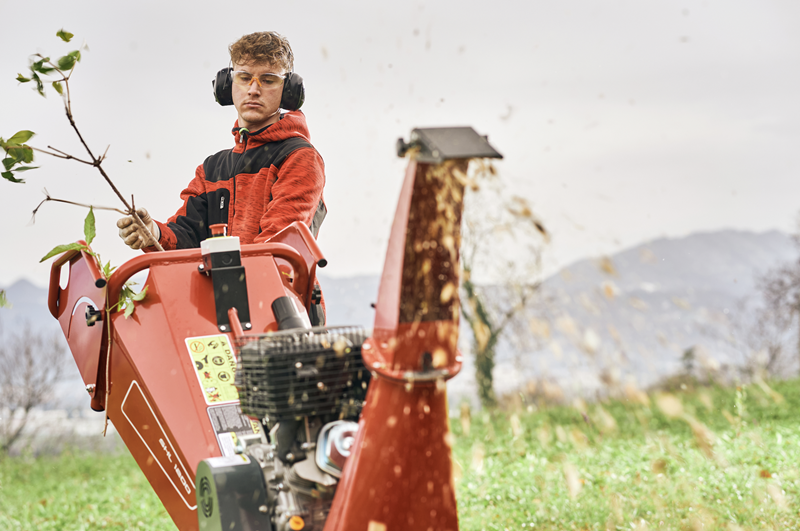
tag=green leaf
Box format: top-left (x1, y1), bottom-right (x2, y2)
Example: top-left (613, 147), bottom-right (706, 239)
top-left (40, 242), bottom-right (87, 262)
top-left (102, 260), bottom-right (117, 278)
top-left (52, 81), bottom-right (63, 94)
top-left (56, 55), bottom-right (76, 71)
top-left (22, 146), bottom-right (34, 163)
top-left (12, 165), bottom-right (38, 172)
top-left (68, 50), bottom-right (82, 62)
top-left (123, 302), bottom-right (135, 319)
top-left (16, 73), bottom-right (30, 83)
top-left (7, 130), bottom-right (34, 145)
top-left (2, 171), bottom-right (23, 183)
top-left (31, 58), bottom-right (54, 75)
top-left (119, 286), bottom-right (134, 311)
top-left (5, 146), bottom-right (35, 164)
top-left (56, 29), bottom-right (74, 43)
top-left (0, 290), bottom-right (10, 309)
top-left (130, 285), bottom-right (149, 302)
top-left (2, 158), bottom-right (14, 170)
top-left (84, 207), bottom-right (96, 245)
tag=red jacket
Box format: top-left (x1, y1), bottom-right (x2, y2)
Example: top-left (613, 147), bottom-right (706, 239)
top-left (151, 110), bottom-right (326, 250)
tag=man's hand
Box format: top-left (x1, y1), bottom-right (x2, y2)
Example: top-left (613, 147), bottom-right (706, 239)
top-left (117, 208), bottom-right (160, 250)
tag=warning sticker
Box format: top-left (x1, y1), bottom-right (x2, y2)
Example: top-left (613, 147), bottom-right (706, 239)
top-left (207, 403), bottom-right (262, 457)
top-left (185, 334), bottom-right (239, 404)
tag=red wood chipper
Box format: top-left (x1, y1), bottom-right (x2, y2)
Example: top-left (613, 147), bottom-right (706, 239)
top-left (48, 127), bottom-right (501, 531)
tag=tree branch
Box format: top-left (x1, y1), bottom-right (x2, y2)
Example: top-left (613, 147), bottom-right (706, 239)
top-left (32, 145), bottom-right (94, 165)
top-left (31, 191), bottom-right (127, 221)
top-left (40, 66), bottom-right (166, 252)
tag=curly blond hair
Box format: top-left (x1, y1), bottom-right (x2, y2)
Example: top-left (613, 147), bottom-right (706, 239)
top-left (229, 31), bottom-right (294, 72)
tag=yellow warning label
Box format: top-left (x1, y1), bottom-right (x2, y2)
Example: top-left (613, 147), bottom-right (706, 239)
top-left (185, 335), bottom-right (239, 404)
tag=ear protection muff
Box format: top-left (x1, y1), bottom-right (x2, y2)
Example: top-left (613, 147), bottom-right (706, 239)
top-left (212, 67), bottom-right (234, 106)
top-left (281, 72), bottom-right (305, 111)
top-left (212, 68), bottom-right (305, 111)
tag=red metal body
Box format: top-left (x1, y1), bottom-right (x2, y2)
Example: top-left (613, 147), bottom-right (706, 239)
top-left (50, 150), bottom-right (476, 531)
top-left (48, 224), bottom-right (323, 531)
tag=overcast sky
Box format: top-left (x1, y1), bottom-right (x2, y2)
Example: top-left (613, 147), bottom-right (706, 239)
top-left (2, 0), bottom-right (799, 288)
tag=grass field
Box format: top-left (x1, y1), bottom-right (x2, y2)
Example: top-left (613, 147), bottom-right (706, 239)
top-left (2, 378), bottom-right (799, 530)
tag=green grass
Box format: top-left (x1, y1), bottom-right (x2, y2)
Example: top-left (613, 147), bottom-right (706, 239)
top-left (0, 448), bottom-right (173, 530)
top-left (2, 379), bottom-right (800, 530)
top-left (453, 379), bottom-right (800, 530)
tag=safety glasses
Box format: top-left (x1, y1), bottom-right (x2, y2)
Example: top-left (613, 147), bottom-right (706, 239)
top-left (231, 71), bottom-right (285, 89)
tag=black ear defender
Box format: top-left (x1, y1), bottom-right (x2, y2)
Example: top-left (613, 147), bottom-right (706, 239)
top-left (212, 67), bottom-right (234, 106)
top-left (212, 68), bottom-right (305, 111)
top-left (281, 72), bottom-right (305, 111)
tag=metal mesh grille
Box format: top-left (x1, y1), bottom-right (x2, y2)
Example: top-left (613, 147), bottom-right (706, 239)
top-left (235, 326), bottom-right (370, 421)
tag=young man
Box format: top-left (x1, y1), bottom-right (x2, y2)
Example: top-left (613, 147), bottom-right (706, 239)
top-left (117, 31), bottom-right (326, 253)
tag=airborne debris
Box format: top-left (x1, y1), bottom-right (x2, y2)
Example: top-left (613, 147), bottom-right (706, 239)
top-left (597, 256), bottom-right (617, 276)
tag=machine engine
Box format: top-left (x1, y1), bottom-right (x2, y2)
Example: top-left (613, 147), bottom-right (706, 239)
top-left (197, 326), bottom-right (369, 531)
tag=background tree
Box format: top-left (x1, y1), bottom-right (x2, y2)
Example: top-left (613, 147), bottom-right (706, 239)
top-left (750, 305), bottom-right (793, 376)
top-left (459, 163), bottom-right (549, 408)
top-left (0, 321), bottom-right (66, 456)
top-left (758, 220), bottom-right (800, 371)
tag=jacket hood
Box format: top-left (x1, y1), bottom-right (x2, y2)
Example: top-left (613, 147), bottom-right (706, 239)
top-left (231, 111), bottom-right (311, 148)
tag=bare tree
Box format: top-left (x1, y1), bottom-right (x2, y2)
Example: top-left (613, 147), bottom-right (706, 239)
top-left (726, 297), bottom-right (793, 379)
top-left (759, 223), bottom-right (800, 371)
top-left (0, 322), bottom-right (67, 456)
top-left (760, 269), bottom-right (800, 367)
top-left (460, 164), bottom-right (548, 408)
top-left (750, 305), bottom-right (794, 376)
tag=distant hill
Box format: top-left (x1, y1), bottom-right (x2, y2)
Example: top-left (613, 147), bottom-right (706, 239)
top-left (486, 229), bottom-right (799, 400)
top-left (2, 229), bottom-right (796, 410)
top-left (0, 278), bottom-right (58, 330)
top-left (317, 273), bottom-right (379, 329)
top-left (546, 229), bottom-right (794, 298)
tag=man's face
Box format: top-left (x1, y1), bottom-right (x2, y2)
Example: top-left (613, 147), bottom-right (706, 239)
top-left (231, 61), bottom-right (285, 131)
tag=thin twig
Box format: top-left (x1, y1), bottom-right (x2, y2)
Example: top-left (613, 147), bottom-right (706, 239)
top-left (30, 189), bottom-right (127, 225)
top-left (42, 196), bottom-right (126, 214)
top-left (102, 291), bottom-right (112, 437)
top-left (31, 145), bottom-right (90, 163)
top-left (37, 145), bottom-right (94, 165)
top-left (30, 146), bottom-right (71, 160)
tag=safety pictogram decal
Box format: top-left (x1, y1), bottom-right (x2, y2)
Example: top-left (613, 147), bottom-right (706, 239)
top-left (185, 334), bottom-right (239, 405)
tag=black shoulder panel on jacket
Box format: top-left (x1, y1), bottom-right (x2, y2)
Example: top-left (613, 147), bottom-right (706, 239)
top-left (170, 192), bottom-right (210, 249)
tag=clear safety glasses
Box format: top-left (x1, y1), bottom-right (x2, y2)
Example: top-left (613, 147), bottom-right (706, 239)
top-left (231, 71), bottom-right (285, 89)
